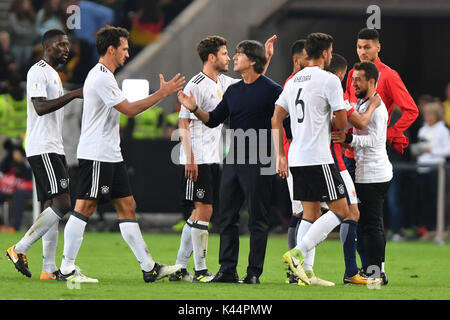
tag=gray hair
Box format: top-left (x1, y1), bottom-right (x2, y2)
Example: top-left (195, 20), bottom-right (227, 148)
top-left (423, 102), bottom-right (444, 121)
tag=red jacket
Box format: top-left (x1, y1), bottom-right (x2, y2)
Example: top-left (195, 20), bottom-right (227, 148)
top-left (344, 57), bottom-right (418, 155)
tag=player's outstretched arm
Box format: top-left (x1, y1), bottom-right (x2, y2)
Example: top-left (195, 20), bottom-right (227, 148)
top-left (262, 35), bottom-right (277, 75)
top-left (115, 73), bottom-right (185, 117)
top-left (349, 93), bottom-right (381, 130)
top-left (271, 105), bottom-right (289, 179)
top-left (32, 87), bottom-right (83, 116)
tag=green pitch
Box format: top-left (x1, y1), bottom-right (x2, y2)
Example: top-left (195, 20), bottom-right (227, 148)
top-left (1, 232), bottom-right (449, 300)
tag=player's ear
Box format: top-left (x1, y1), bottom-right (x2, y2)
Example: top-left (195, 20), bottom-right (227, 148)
top-left (292, 55), bottom-right (299, 67)
top-left (107, 45), bottom-right (115, 55)
top-left (43, 41), bottom-right (51, 52)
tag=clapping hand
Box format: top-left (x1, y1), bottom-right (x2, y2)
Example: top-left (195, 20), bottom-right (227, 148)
top-left (159, 73), bottom-right (186, 98)
top-left (177, 90), bottom-right (197, 111)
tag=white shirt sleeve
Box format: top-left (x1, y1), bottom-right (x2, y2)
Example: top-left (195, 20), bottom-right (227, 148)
top-left (222, 75), bottom-right (240, 90)
top-left (324, 75), bottom-right (344, 112)
top-left (351, 108), bottom-right (386, 148)
top-left (275, 84), bottom-right (290, 113)
top-left (97, 75), bottom-right (126, 108)
top-left (27, 68), bottom-right (48, 98)
top-left (432, 124), bottom-right (450, 158)
top-left (179, 105), bottom-right (191, 119)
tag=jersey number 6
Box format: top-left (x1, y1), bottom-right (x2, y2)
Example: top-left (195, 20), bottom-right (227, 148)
top-left (295, 88), bottom-right (305, 123)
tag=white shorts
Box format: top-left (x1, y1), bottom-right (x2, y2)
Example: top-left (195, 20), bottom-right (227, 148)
top-left (287, 171), bottom-right (303, 214)
top-left (340, 169), bottom-right (358, 205)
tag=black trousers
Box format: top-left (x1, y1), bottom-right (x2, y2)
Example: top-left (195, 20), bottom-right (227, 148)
top-left (217, 163), bottom-right (273, 277)
top-left (417, 169), bottom-right (438, 230)
top-left (356, 181), bottom-right (391, 272)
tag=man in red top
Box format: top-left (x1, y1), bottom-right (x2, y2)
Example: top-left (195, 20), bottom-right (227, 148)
top-left (345, 27), bottom-right (418, 158)
top-left (344, 28), bottom-right (419, 284)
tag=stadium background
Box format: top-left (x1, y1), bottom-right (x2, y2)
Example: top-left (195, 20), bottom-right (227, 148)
top-left (0, 0), bottom-right (450, 242)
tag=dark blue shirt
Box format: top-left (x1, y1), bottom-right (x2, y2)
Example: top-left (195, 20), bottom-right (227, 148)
top-left (206, 75), bottom-right (282, 164)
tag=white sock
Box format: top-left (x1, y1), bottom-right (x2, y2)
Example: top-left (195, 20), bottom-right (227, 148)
top-left (15, 207), bottom-right (61, 254)
top-left (60, 213), bottom-right (87, 275)
top-left (191, 221), bottom-right (209, 272)
top-left (296, 219), bottom-right (315, 271)
top-left (42, 221), bottom-right (59, 273)
top-left (119, 221), bottom-right (155, 272)
top-left (175, 220), bottom-right (193, 268)
top-left (296, 211), bottom-right (342, 256)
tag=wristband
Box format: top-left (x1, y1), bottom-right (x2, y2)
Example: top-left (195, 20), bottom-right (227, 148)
top-left (344, 133), bottom-right (353, 144)
top-left (191, 105), bottom-right (198, 113)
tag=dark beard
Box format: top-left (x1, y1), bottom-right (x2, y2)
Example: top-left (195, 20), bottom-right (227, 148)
top-left (56, 60), bottom-right (66, 66)
top-left (356, 90), bottom-right (367, 99)
top-left (56, 56), bottom-right (68, 65)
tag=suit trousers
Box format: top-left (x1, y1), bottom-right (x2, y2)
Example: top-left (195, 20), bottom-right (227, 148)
top-left (217, 163), bottom-right (273, 277)
top-left (356, 181), bottom-right (391, 273)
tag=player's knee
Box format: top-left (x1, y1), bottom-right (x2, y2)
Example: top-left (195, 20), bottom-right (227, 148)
top-left (114, 197), bottom-right (137, 220)
top-left (52, 193), bottom-right (72, 216)
top-left (340, 206), bottom-right (350, 220)
top-left (334, 202), bottom-right (349, 220)
top-left (129, 198), bottom-right (137, 213)
top-left (348, 204), bottom-right (360, 221)
top-left (328, 198), bottom-right (349, 219)
top-left (194, 203), bottom-right (212, 221)
top-left (74, 199), bottom-right (98, 216)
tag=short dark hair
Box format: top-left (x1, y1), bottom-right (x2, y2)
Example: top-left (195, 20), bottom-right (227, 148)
top-left (357, 28), bottom-right (380, 42)
top-left (353, 61), bottom-right (379, 83)
top-left (96, 25), bottom-right (129, 56)
top-left (291, 39), bottom-right (306, 56)
top-left (236, 40), bottom-right (266, 74)
top-left (305, 33), bottom-right (333, 60)
top-left (42, 29), bottom-right (66, 46)
top-left (327, 53), bottom-right (348, 74)
top-left (197, 36), bottom-right (227, 63)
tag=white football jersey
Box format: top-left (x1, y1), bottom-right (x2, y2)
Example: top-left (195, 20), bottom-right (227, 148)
top-left (179, 72), bottom-right (239, 165)
top-left (25, 60), bottom-right (65, 157)
top-left (276, 66), bottom-right (345, 166)
top-left (77, 63), bottom-right (126, 162)
top-left (351, 98), bottom-right (393, 183)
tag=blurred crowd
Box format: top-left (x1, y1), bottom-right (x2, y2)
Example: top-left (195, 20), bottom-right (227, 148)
top-left (0, 0), bottom-right (192, 232)
top-left (384, 83), bottom-right (450, 242)
top-left (0, 0), bottom-right (193, 83)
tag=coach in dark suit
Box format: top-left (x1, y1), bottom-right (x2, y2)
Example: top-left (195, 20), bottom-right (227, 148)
top-left (178, 39), bottom-right (282, 284)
